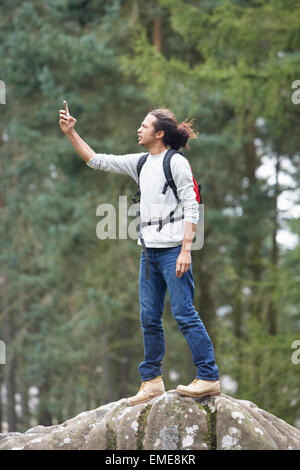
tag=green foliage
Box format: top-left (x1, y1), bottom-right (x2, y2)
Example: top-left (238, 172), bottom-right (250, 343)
top-left (0, 0), bottom-right (299, 433)
top-left (216, 316), bottom-right (300, 426)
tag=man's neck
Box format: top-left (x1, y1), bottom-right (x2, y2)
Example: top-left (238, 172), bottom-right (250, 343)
top-left (147, 142), bottom-right (168, 156)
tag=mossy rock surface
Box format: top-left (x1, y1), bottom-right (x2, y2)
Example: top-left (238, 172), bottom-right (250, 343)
top-left (1, 391), bottom-right (300, 450)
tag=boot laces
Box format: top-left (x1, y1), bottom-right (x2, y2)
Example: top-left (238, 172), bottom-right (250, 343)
top-left (138, 382), bottom-right (146, 393)
top-left (138, 376), bottom-right (162, 393)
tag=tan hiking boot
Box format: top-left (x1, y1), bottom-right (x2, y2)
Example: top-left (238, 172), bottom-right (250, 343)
top-left (176, 378), bottom-right (221, 398)
top-left (128, 376), bottom-right (165, 406)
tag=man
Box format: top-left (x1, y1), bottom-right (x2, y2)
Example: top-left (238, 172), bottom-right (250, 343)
top-left (59, 105), bottom-right (220, 406)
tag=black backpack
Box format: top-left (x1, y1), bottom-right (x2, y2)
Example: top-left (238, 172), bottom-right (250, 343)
top-left (132, 148), bottom-right (203, 280)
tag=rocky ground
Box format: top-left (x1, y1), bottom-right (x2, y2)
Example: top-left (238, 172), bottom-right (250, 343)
top-left (0, 391), bottom-right (299, 450)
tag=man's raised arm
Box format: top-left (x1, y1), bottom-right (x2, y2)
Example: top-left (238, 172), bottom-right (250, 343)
top-left (59, 102), bottom-right (95, 163)
top-left (59, 102), bottom-right (142, 182)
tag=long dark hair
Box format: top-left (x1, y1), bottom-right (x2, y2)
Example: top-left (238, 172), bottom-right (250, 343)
top-left (149, 108), bottom-right (198, 151)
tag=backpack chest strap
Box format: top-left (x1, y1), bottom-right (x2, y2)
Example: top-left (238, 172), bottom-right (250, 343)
top-left (140, 207), bottom-right (184, 232)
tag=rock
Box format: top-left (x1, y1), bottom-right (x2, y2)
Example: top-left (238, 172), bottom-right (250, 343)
top-left (0, 391), bottom-right (299, 450)
top-left (142, 391), bottom-right (209, 450)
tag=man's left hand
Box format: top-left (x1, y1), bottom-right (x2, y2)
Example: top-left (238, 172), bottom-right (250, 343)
top-left (176, 251), bottom-right (191, 278)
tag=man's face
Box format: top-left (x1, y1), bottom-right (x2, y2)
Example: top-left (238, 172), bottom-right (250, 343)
top-left (137, 114), bottom-right (163, 147)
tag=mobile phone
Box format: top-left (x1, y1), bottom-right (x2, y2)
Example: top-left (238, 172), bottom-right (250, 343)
top-left (63, 100), bottom-right (69, 115)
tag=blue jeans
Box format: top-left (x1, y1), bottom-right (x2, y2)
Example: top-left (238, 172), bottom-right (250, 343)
top-left (138, 244), bottom-right (219, 382)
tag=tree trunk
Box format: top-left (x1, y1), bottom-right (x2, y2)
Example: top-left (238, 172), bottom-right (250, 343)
top-left (0, 368), bottom-right (3, 432)
top-left (20, 385), bottom-right (29, 431)
top-left (19, 284), bottom-right (30, 430)
top-left (153, 16), bottom-right (161, 53)
top-left (266, 152), bottom-right (280, 334)
top-left (37, 381), bottom-right (52, 427)
top-left (232, 278), bottom-right (243, 339)
top-left (118, 317), bottom-right (130, 399)
top-left (3, 310), bottom-right (17, 431)
top-left (130, 0), bottom-right (139, 26)
top-left (194, 235), bottom-right (218, 343)
top-left (243, 116), bottom-right (263, 320)
top-left (101, 323), bottom-right (113, 403)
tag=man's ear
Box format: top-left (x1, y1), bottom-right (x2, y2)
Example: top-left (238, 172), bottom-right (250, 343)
top-left (156, 130), bottom-right (164, 139)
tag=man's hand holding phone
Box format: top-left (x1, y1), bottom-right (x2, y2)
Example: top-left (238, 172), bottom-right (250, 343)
top-left (59, 100), bottom-right (77, 134)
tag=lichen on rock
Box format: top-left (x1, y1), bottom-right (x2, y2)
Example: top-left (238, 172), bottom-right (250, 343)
top-left (0, 391), bottom-right (299, 450)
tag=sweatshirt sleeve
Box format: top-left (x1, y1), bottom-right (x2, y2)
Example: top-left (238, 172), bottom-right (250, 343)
top-left (86, 152), bottom-right (144, 184)
top-left (170, 154), bottom-right (199, 224)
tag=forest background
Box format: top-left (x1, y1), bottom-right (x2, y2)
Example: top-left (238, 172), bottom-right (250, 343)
top-left (0, 0), bottom-right (300, 432)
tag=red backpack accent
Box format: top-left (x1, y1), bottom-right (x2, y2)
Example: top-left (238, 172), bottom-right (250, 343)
top-left (188, 162), bottom-right (202, 204)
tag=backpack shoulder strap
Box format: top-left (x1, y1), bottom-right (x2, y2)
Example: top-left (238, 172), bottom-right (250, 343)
top-left (163, 149), bottom-right (204, 204)
top-left (132, 153), bottom-right (149, 204)
top-left (137, 153), bottom-right (149, 181)
top-left (162, 148), bottom-right (182, 203)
